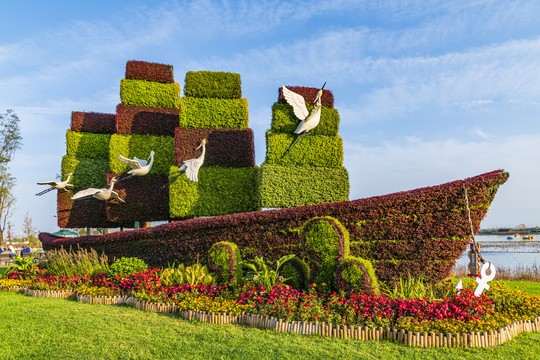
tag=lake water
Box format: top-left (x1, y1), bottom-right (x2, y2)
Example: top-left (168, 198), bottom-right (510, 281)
top-left (453, 234), bottom-right (540, 269)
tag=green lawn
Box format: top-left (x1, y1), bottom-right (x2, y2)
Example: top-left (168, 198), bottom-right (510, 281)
top-left (450, 277), bottom-right (540, 296)
top-left (0, 291), bottom-right (539, 360)
top-left (0, 267), bottom-right (8, 277)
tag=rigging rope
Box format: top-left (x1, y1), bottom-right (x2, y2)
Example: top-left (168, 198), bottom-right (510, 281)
top-left (463, 185), bottom-right (486, 265)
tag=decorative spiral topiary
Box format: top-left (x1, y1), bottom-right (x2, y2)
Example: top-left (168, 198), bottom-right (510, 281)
top-left (208, 241), bottom-right (242, 285)
top-left (277, 255), bottom-right (310, 290)
top-left (301, 216), bottom-right (350, 286)
top-left (335, 256), bottom-right (379, 295)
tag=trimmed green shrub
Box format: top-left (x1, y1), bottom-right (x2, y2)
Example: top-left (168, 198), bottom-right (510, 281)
top-left (169, 165), bottom-right (260, 218)
top-left (109, 134), bottom-right (175, 175)
top-left (61, 155), bottom-right (109, 190)
top-left (120, 78), bottom-right (181, 109)
top-left (65, 130), bottom-right (111, 159)
top-left (184, 71), bottom-right (241, 99)
top-left (302, 216), bottom-right (350, 286)
top-left (260, 163), bottom-right (349, 208)
top-left (109, 257), bottom-right (148, 277)
top-left (335, 256), bottom-right (380, 295)
top-left (271, 103), bottom-right (340, 136)
top-left (265, 131), bottom-right (343, 167)
top-left (277, 255), bottom-right (310, 290)
top-left (179, 97), bottom-right (248, 129)
top-left (208, 241), bottom-right (242, 285)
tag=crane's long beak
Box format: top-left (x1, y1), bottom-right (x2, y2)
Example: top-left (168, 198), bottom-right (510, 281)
top-left (321, 82), bottom-right (326, 90)
top-left (196, 138), bottom-right (207, 150)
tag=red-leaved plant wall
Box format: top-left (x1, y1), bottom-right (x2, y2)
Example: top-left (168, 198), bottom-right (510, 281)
top-left (43, 170), bottom-right (509, 284)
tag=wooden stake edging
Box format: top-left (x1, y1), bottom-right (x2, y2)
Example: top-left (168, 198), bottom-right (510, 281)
top-left (2, 286), bottom-right (539, 348)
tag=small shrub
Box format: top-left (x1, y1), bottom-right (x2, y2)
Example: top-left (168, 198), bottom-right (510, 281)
top-left (109, 257), bottom-right (148, 277)
top-left (277, 255), bottom-right (310, 290)
top-left (160, 262), bottom-right (214, 286)
top-left (302, 216), bottom-right (350, 286)
top-left (335, 256), bottom-right (379, 295)
top-left (208, 242), bottom-right (242, 285)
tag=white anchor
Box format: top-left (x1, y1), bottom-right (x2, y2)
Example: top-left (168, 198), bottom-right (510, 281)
top-left (474, 262), bottom-right (496, 297)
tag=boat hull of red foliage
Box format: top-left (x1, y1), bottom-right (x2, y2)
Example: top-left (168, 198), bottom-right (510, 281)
top-left (39, 170), bottom-right (509, 284)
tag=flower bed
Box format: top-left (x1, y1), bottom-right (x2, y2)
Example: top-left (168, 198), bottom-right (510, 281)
top-left (2, 267), bottom-right (539, 348)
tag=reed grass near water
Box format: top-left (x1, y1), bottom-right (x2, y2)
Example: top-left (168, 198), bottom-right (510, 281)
top-left (453, 262), bottom-right (540, 282)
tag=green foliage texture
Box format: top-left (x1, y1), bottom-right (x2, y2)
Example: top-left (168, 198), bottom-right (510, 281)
top-left (65, 131), bottom-right (111, 159)
top-left (271, 103), bottom-right (340, 136)
top-left (337, 256), bottom-right (380, 295)
top-left (109, 134), bottom-right (175, 175)
top-left (109, 257), bottom-right (148, 277)
top-left (278, 255), bottom-right (310, 290)
top-left (169, 165), bottom-right (260, 218)
top-left (179, 97), bottom-right (249, 129)
top-left (160, 262), bottom-right (214, 286)
top-left (303, 217), bottom-right (350, 286)
top-left (265, 131), bottom-right (343, 167)
top-left (208, 241), bottom-right (242, 285)
top-left (61, 155), bottom-right (109, 190)
top-left (120, 78), bottom-right (181, 108)
top-left (259, 163), bottom-right (349, 208)
top-left (183, 71), bottom-right (242, 99)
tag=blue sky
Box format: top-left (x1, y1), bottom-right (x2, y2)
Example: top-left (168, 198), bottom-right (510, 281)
top-left (1, 0), bottom-right (539, 235)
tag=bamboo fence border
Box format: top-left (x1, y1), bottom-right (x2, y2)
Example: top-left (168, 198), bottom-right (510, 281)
top-left (2, 286), bottom-right (539, 348)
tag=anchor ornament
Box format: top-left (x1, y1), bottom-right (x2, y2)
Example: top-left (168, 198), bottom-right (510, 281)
top-left (474, 262), bottom-right (496, 297)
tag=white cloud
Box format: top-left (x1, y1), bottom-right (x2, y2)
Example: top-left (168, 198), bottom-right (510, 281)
top-left (345, 133), bottom-right (540, 228)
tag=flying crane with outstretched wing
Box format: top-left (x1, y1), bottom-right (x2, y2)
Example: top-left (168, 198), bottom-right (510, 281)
top-left (281, 82), bottom-right (325, 157)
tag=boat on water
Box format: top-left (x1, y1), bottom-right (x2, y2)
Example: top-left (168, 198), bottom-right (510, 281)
top-left (523, 236), bottom-right (536, 240)
top-left (38, 62), bottom-right (509, 285)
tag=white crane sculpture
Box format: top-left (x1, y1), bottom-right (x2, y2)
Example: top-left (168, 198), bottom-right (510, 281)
top-left (281, 82), bottom-right (326, 157)
top-left (71, 175), bottom-right (124, 203)
top-left (36, 173), bottom-right (74, 196)
top-left (162, 138), bottom-right (207, 188)
top-left (117, 148), bottom-right (155, 183)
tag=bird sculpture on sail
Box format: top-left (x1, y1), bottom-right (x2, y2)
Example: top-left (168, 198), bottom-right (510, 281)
top-left (162, 138), bottom-right (207, 188)
top-left (36, 173), bottom-right (74, 196)
top-left (71, 175), bottom-right (124, 203)
top-left (116, 148), bottom-right (155, 183)
top-left (281, 83), bottom-right (326, 157)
